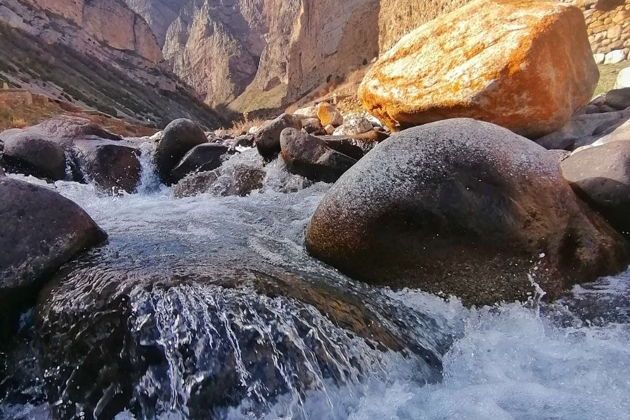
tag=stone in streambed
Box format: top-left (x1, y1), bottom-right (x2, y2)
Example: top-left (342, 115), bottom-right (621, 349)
top-left (280, 129), bottom-right (357, 183)
top-left (0, 177), bottom-right (106, 337)
top-left (305, 119), bottom-right (628, 306)
top-left (170, 143), bottom-right (232, 184)
top-left (562, 141), bottom-right (630, 236)
top-left (0, 131), bottom-right (67, 180)
top-left (73, 140), bottom-right (141, 193)
top-left (254, 114), bottom-right (301, 161)
top-left (155, 119), bottom-right (207, 184)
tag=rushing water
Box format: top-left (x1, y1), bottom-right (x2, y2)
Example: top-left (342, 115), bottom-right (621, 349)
top-left (1, 147), bottom-right (630, 420)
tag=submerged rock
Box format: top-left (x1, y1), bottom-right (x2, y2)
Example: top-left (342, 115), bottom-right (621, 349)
top-left (562, 141), bottom-right (630, 236)
top-left (254, 114), bottom-right (301, 161)
top-left (35, 261), bottom-right (446, 419)
top-left (0, 177), bottom-right (106, 337)
top-left (280, 128), bottom-right (357, 183)
top-left (305, 119), bottom-right (628, 306)
top-left (359, 0), bottom-right (598, 137)
top-left (155, 119), bottom-right (207, 184)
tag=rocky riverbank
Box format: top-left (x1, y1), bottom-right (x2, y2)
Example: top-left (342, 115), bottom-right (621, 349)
top-left (1, 0), bottom-right (630, 417)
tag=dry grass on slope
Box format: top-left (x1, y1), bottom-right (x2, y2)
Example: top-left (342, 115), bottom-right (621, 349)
top-left (0, 92), bottom-right (157, 137)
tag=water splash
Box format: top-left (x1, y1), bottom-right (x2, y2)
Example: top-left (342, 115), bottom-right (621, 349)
top-left (136, 141), bottom-right (164, 194)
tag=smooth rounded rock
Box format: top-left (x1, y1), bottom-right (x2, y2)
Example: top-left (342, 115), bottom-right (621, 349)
top-left (0, 177), bottom-right (106, 336)
top-left (1, 131), bottom-right (67, 180)
top-left (155, 119), bottom-right (207, 184)
top-left (305, 119), bottom-right (628, 306)
top-left (73, 140), bottom-right (142, 193)
top-left (562, 141), bottom-right (630, 236)
top-left (170, 143), bottom-right (231, 183)
top-left (254, 114), bottom-right (301, 161)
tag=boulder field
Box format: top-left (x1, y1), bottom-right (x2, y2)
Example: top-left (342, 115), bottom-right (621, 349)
top-left (0, 115), bottom-right (142, 193)
top-left (305, 119), bottom-right (628, 306)
top-left (359, 0), bottom-right (598, 138)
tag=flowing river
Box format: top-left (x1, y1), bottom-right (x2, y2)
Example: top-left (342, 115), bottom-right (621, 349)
top-left (1, 147), bottom-right (629, 420)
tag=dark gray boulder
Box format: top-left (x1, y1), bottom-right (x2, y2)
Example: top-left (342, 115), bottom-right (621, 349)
top-left (562, 141), bottom-right (630, 236)
top-left (0, 131), bottom-right (67, 180)
top-left (254, 114), bottom-right (301, 161)
top-left (280, 129), bottom-right (357, 183)
top-left (604, 88), bottom-right (630, 110)
top-left (305, 119), bottom-right (628, 306)
top-left (73, 140), bottom-right (141, 193)
top-left (0, 177), bottom-right (106, 337)
top-left (536, 108), bottom-right (630, 150)
top-left (170, 143), bottom-right (231, 184)
top-left (155, 119), bottom-right (207, 184)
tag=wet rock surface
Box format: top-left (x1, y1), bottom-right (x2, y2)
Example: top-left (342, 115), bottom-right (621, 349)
top-left (305, 119), bottom-right (628, 306)
top-left (0, 177), bottom-right (106, 337)
top-left (31, 185), bottom-right (448, 419)
top-left (155, 119), bottom-right (208, 184)
top-left (169, 143), bottom-right (231, 184)
top-left (73, 140), bottom-right (141, 193)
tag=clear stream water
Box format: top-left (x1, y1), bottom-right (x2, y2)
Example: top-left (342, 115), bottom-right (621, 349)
top-left (1, 148), bottom-right (629, 420)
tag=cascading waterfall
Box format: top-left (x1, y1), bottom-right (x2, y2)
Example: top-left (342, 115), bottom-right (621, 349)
top-left (1, 143), bottom-right (630, 420)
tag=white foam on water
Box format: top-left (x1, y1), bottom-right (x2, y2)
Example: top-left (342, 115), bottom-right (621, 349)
top-left (4, 152), bottom-right (630, 420)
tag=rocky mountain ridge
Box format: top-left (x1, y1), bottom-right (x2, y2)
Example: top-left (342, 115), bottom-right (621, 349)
top-left (0, 0), bottom-right (224, 128)
top-left (124, 0), bottom-right (471, 115)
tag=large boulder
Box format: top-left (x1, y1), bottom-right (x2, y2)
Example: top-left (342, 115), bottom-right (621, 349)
top-left (0, 116), bottom-right (126, 182)
top-left (0, 131), bottom-right (67, 180)
top-left (280, 129), bottom-right (357, 183)
top-left (155, 119), bottom-right (207, 184)
top-left (359, 0), bottom-right (598, 138)
top-left (0, 177), bottom-right (106, 336)
top-left (170, 143), bottom-right (231, 183)
top-left (305, 119), bottom-right (628, 306)
top-left (254, 114), bottom-right (301, 161)
top-left (561, 141), bottom-right (630, 236)
top-left (73, 140), bottom-right (141, 194)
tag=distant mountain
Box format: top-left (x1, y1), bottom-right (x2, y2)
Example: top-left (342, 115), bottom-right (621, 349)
top-left (124, 0), bottom-right (471, 115)
top-left (0, 0), bottom-right (224, 129)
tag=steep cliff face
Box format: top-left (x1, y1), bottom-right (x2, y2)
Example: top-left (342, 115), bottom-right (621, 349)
top-left (0, 0), bottom-right (223, 127)
top-left (129, 0), bottom-right (380, 113)
top-left (377, 0), bottom-right (471, 52)
top-left (27, 0), bottom-right (162, 62)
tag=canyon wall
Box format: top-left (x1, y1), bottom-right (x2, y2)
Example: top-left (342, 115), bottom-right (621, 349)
top-left (0, 0), bottom-right (223, 127)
